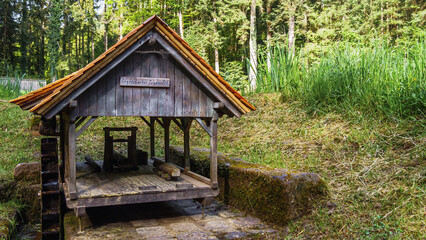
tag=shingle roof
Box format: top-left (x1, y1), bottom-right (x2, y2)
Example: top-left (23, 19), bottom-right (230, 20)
top-left (10, 15), bottom-right (255, 115)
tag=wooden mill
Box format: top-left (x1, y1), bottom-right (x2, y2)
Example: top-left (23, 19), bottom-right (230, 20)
top-left (10, 15), bottom-right (255, 239)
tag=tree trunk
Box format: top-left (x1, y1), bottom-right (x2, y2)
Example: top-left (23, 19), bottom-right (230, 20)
top-left (213, 16), bottom-right (219, 74)
top-left (3, 4), bottom-right (7, 61)
top-left (91, 32), bottom-right (95, 61)
top-left (119, 5), bottom-right (123, 40)
top-left (104, 1), bottom-right (108, 51)
top-left (288, 4), bottom-right (295, 54)
top-left (266, 0), bottom-right (272, 72)
top-left (178, 8), bottom-right (184, 39)
top-left (249, 0), bottom-right (257, 90)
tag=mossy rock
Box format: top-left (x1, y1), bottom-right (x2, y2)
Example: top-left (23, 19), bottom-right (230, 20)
top-left (170, 146), bottom-right (327, 225)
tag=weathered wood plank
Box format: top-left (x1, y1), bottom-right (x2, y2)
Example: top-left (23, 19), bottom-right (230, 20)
top-left (87, 82), bottom-right (97, 115)
top-left (165, 56), bottom-right (175, 116)
top-left (174, 66), bottom-right (183, 116)
top-left (106, 68), bottom-right (116, 116)
top-left (206, 97), bottom-right (214, 117)
top-left (157, 54), bottom-right (168, 116)
top-left (150, 117), bottom-right (155, 157)
top-left (132, 53), bottom-right (142, 116)
top-left (97, 75), bottom-right (107, 116)
top-left (140, 53), bottom-right (150, 115)
top-left (163, 118), bottom-right (171, 162)
top-left (123, 56), bottom-right (133, 116)
top-left (149, 53), bottom-right (159, 115)
top-left (190, 79), bottom-right (199, 116)
top-left (115, 62), bottom-right (124, 116)
top-left (182, 74), bottom-right (192, 116)
top-left (210, 112), bottom-right (218, 189)
top-left (182, 118), bottom-right (192, 171)
top-left (199, 89), bottom-right (207, 116)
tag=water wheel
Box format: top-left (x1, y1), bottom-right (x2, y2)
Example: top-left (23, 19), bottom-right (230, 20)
top-left (40, 138), bottom-right (62, 239)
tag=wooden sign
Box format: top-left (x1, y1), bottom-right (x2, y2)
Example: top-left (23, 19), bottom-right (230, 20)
top-left (120, 77), bottom-right (170, 88)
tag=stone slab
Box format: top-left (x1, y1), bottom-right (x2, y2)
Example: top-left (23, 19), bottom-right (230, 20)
top-left (64, 200), bottom-right (283, 239)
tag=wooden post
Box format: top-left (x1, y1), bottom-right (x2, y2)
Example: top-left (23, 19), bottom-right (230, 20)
top-left (150, 117), bottom-right (155, 158)
top-left (63, 113), bottom-right (69, 180)
top-left (163, 118), bottom-right (171, 162)
top-left (182, 118), bottom-right (192, 171)
top-left (59, 115), bottom-right (65, 179)
top-left (68, 114), bottom-right (77, 198)
top-left (210, 112), bottom-right (218, 189)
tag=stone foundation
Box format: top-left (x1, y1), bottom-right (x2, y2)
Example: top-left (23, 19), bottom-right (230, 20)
top-left (170, 146), bottom-right (327, 225)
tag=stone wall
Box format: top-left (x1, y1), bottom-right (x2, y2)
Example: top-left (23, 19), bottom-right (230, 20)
top-left (170, 146), bottom-right (327, 225)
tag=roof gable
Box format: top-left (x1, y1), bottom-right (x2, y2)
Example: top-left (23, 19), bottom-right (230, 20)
top-left (10, 15), bottom-right (255, 117)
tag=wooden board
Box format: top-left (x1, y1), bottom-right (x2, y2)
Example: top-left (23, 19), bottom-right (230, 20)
top-left (73, 161), bottom-right (212, 199)
top-left (74, 42), bottom-right (215, 118)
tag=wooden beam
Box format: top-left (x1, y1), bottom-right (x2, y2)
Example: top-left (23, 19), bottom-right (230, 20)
top-left (210, 112), bottom-right (218, 189)
top-left (163, 118), bottom-right (171, 162)
top-left (76, 117), bottom-right (97, 138)
top-left (68, 116), bottom-right (77, 197)
top-left (172, 119), bottom-right (184, 131)
top-left (68, 100), bottom-right (78, 108)
top-left (65, 187), bottom-right (219, 209)
top-left (181, 118), bottom-right (192, 171)
top-left (196, 118), bottom-right (212, 137)
top-left (65, 179), bottom-right (77, 200)
top-left (140, 116), bottom-right (151, 126)
top-left (183, 170), bottom-right (212, 186)
top-left (150, 117), bottom-right (155, 158)
top-left (213, 102), bottom-right (224, 109)
top-left (155, 117), bottom-right (164, 128)
top-left (75, 117), bottom-right (87, 128)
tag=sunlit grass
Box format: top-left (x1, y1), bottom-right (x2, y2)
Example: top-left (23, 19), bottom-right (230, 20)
top-left (0, 91), bottom-right (423, 238)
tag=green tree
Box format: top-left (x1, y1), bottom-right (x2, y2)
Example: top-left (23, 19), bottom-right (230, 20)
top-left (47, 0), bottom-right (62, 81)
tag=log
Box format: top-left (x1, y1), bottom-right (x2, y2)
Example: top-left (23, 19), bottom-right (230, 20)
top-left (113, 150), bottom-right (127, 163)
top-left (137, 149), bottom-right (148, 165)
top-left (153, 159), bottom-right (180, 178)
top-left (84, 156), bottom-right (101, 172)
top-left (155, 170), bottom-right (172, 181)
top-left (113, 150), bottom-right (138, 170)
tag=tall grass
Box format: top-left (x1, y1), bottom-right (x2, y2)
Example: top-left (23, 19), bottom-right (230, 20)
top-left (0, 74), bottom-right (26, 100)
top-left (256, 41), bottom-right (426, 119)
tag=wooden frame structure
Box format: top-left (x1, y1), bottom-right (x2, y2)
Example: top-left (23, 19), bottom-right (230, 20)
top-left (10, 16), bottom-right (255, 217)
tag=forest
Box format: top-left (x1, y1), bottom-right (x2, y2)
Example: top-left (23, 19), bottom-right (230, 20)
top-left (0, 1), bottom-right (423, 77)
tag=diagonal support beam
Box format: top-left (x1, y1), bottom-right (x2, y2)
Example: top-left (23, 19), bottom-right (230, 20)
top-left (76, 117), bottom-right (97, 138)
top-left (75, 117), bottom-right (87, 128)
top-left (172, 119), bottom-right (184, 131)
top-left (140, 116), bottom-right (151, 126)
top-left (195, 118), bottom-right (212, 137)
top-left (155, 118), bottom-right (164, 128)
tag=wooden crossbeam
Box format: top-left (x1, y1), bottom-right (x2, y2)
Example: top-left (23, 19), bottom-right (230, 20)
top-left (172, 119), bottom-right (184, 131)
top-left (155, 117), bottom-right (164, 128)
top-left (76, 117), bottom-right (97, 138)
top-left (195, 118), bottom-right (212, 137)
top-left (75, 117), bottom-right (87, 128)
top-left (140, 116), bottom-right (151, 126)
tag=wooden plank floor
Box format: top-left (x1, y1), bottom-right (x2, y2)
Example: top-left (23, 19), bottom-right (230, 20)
top-left (75, 161), bottom-right (211, 199)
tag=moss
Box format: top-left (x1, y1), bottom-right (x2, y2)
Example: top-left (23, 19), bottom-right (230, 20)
top-left (170, 146), bottom-right (327, 225)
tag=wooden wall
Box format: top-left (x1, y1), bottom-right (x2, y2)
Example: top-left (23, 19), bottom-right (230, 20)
top-left (75, 44), bottom-right (215, 117)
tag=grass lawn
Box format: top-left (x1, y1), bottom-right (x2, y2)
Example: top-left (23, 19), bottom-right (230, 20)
top-left (0, 93), bottom-right (424, 239)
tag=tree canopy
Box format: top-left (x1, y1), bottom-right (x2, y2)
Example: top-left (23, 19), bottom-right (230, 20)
top-left (0, 0), bottom-right (424, 85)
